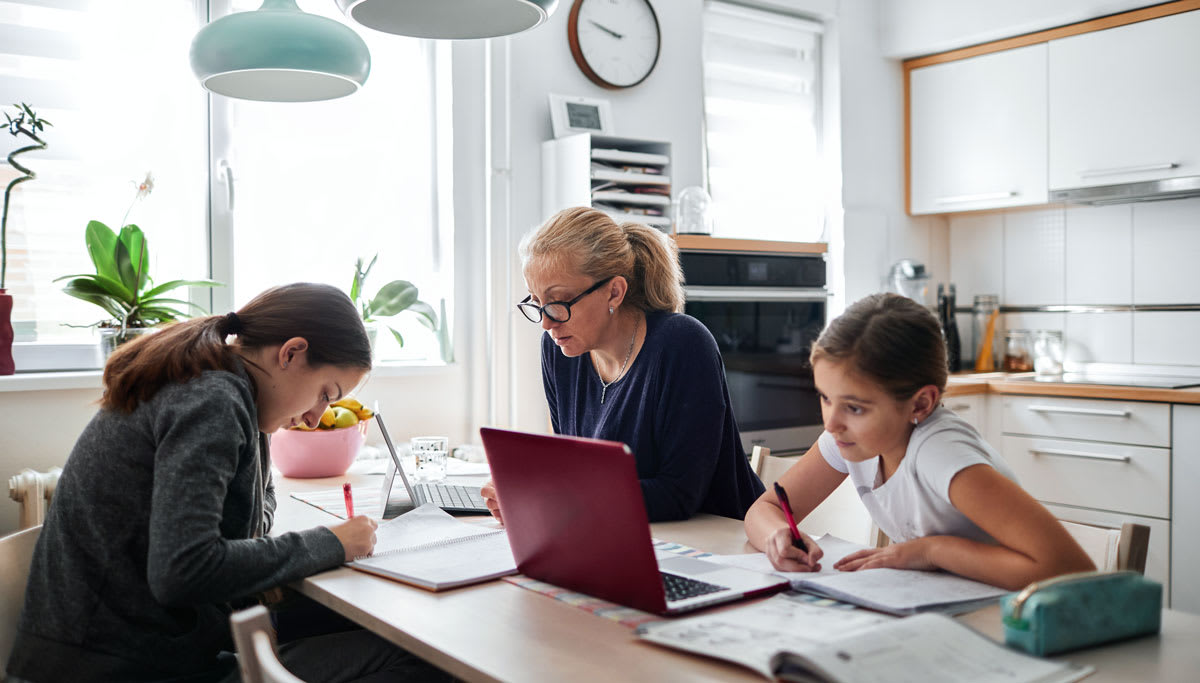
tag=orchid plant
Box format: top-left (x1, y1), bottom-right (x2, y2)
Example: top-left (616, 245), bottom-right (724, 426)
top-left (55, 173), bottom-right (222, 334)
top-left (2, 103), bottom-right (51, 291)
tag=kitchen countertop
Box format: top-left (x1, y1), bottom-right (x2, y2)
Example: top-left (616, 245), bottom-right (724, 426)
top-left (945, 372), bottom-right (1200, 405)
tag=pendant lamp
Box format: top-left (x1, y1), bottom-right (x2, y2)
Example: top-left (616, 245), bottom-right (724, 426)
top-left (335, 0), bottom-right (558, 39)
top-left (190, 0), bottom-right (371, 102)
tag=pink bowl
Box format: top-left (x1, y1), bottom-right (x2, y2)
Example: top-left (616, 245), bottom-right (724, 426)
top-left (270, 421), bottom-right (367, 478)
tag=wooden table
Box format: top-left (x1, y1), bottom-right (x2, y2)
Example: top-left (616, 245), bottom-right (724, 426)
top-left (275, 472), bottom-right (1200, 682)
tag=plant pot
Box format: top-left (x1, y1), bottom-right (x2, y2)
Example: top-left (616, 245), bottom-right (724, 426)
top-left (0, 289), bottom-right (14, 375)
top-left (99, 326), bottom-right (156, 361)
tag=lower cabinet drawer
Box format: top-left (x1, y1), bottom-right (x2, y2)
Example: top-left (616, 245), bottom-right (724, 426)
top-left (1044, 503), bottom-right (1171, 607)
top-left (1001, 395), bottom-right (1169, 447)
top-left (1002, 435), bottom-right (1170, 518)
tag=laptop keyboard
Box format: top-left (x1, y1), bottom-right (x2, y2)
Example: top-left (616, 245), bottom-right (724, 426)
top-left (661, 572), bottom-right (727, 602)
top-left (414, 483), bottom-right (487, 510)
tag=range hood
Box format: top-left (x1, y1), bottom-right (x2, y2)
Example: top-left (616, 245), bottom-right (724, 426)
top-left (1050, 175), bottom-right (1200, 205)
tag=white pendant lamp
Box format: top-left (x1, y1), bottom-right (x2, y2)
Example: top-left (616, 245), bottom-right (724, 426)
top-left (190, 0), bottom-right (371, 102)
top-left (335, 0), bottom-right (558, 39)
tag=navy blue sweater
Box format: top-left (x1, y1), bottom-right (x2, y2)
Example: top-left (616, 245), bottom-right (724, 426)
top-left (542, 311), bottom-right (764, 521)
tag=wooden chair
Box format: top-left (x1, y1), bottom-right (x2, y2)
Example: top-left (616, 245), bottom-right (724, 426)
top-left (229, 605), bottom-right (305, 683)
top-left (1060, 520), bottom-right (1150, 574)
top-left (1, 525), bottom-right (41, 674)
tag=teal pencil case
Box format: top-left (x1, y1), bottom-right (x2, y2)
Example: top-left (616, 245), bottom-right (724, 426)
top-left (1001, 570), bottom-right (1161, 656)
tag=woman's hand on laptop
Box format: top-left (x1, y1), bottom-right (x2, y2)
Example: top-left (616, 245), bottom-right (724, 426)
top-left (480, 479), bottom-right (504, 526)
top-left (330, 516), bottom-right (379, 562)
top-left (765, 527), bottom-right (822, 572)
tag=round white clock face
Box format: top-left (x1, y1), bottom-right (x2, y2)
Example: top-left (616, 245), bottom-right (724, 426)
top-left (570, 0), bottom-right (661, 89)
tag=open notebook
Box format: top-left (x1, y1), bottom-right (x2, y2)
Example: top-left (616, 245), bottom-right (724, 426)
top-left (637, 593), bottom-right (1092, 683)
top-left (707, 534), bottom-right (1009, 615)
top-left (347, 503), bottom-right (517, 591)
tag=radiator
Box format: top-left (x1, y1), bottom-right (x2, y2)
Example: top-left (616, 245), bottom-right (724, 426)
top-left (8, 468), bottom-right (62, 530)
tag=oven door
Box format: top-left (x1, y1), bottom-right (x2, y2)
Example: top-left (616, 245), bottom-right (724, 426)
top-left (684, 286), bottom-right (827, 456)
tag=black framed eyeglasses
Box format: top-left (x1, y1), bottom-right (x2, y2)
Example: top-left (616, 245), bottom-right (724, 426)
top-left (517, 277), bottom-right (614, 323)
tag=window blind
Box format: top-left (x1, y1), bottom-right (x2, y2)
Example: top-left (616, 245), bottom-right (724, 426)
top-left (702, 1), bottom-right (824, 242)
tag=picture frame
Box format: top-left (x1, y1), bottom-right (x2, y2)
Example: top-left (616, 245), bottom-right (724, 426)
top-left (548, 93), bottom-right (614, 138)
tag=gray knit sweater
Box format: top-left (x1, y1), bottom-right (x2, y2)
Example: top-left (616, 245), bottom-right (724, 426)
top-left (6, 365), bottom-right (345, 682)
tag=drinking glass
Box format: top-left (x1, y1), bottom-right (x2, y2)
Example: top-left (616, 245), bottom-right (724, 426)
top-left (1033, 330), bottom-right (1065, 377)
top-left (410, 436), bottom-right (449, 482)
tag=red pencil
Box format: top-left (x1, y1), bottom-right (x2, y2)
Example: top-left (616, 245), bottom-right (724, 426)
top-left (343, 482), bottom-right (355, 518)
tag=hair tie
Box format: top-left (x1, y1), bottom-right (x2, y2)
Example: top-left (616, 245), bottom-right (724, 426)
top-left (223, 311), bottom-right (243, 335)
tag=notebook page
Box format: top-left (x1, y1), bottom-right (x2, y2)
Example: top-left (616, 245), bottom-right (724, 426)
top-left (705, 534), bottom-right (868, 578)
top-left (787, 613), bottom-right (1091, 683)
top-left (370, 503), bottom-right (502, 556)
top-left (353, 531), bottom-right (516, 588)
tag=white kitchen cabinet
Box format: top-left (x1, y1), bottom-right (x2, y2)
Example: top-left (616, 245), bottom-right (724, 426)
top-left (1172, 405), bottom-right (1199, 615)
top-left (909, 43), bottom-right (1048, 214)
top-left (944, 393), bottom-right (986, 436)
top-left (1048, 10), bottom-right (1200, 190)
top-left (1000, 394), bottom-right (1174, 604)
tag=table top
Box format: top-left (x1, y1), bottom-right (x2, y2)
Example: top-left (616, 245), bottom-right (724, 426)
top-left (274, 470), bottom-right (1200, 683)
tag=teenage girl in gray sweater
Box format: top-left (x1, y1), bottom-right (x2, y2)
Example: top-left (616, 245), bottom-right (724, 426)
top-left (7, 283), bottom-right (442, 682)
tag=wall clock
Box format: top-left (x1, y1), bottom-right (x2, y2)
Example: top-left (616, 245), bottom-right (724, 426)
top-left (567, 0), bottom-right (661, 90)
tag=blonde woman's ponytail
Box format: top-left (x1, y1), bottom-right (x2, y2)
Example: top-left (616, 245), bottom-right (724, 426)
top-left (621, 222), bottom-right (684, 313)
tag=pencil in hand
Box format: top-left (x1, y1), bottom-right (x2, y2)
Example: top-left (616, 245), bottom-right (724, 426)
top-left (773, 482), bottom-right (808, 552)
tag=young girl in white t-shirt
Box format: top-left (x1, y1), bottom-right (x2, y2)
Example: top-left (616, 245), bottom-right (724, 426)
top-left (744, 293), bottom-right (1094, 590)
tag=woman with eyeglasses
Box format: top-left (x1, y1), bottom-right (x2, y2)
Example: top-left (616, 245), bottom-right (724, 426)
top-left (480, 207), bottom-right (765, 522)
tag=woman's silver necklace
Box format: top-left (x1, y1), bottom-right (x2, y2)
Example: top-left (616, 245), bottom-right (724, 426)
top-left (598, 318), bottom-right (639, 405)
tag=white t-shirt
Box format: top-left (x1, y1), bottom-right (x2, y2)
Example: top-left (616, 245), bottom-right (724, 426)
top-left (818, 406), bottom-right (1018, 544)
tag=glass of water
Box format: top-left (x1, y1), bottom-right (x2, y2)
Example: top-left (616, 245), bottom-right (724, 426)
top-left (410, 436), bottom-right (448, 482)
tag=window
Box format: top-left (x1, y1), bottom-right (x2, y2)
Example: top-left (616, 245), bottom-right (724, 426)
top-left (702, 1), bottom-right (824, 242)
top-left (0, 0), bottom-right (207, 344)
top-left (213, 1), bottom-right (453, 363)
top-left (1, 0), bottom-right (452, 367)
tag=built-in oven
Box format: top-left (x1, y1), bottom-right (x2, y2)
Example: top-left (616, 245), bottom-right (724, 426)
top-left (680, 249), bottom-right (828, 456)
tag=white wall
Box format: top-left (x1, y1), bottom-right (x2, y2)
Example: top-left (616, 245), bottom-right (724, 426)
top-left (879, 0), bottom-right (1161, 58)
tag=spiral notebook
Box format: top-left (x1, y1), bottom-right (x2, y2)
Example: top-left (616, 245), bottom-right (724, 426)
top-left (346, 503), bottom-right (518, 591)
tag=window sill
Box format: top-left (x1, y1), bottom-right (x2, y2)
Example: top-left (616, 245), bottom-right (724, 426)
top-left (0, 361), bottom-right (456, 393)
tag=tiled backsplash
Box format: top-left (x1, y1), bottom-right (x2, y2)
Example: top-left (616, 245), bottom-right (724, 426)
top-left (948, 196), bottom-right (1200, 367)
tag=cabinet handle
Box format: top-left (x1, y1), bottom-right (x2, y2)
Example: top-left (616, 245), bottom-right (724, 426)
top-left (1079, 162), bottom-right (1178, 178)
top-left (1030, 447), bottom-right (1130, 463)
top-left (948, 403), bottom-right (973, 411)
top-left (934, 191), bottom-right (1017, 204)
top-left (1026, 404), bottom-right (1130, 418)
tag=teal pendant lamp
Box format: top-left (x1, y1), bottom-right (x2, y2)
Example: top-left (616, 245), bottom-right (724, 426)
top-left (190, 0), bottom-right (371, 102)
top-left (335, 0), bottom-right (558, 39)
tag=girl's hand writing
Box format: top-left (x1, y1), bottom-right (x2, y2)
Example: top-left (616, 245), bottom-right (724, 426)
top-left (330, 515), bottom-right (379, 562)
top-left (480, 479), bottom-right (503, 526)
top-left (765, 527), bottom-right (822, 572)
top-left (834, 537), bottom-right (936, 572)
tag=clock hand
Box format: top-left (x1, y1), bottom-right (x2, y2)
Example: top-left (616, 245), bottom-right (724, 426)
top-left (588, 19), bottom-right (624, 39)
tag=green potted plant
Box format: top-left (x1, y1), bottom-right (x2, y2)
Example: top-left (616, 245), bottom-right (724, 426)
top-left (350, 254), bottom-right (438, 353)
top-left (1, 103), bottom-right (51, 375)
top-left (55, 174), bottom-right (222, 358)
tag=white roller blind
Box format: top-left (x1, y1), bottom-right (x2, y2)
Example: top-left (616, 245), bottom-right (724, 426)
top-left (0, 0), bottom-right (208, 343)
top-left (702, 1), bottom-right (824, 242)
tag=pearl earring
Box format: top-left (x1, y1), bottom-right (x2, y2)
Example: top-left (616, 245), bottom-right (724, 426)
top-left (912, 418), bottom-right (919, 425)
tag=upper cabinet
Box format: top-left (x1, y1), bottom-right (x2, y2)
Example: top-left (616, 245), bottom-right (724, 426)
top-left (909, 44), bottom-right (1048, 215)
top-left (1048, 10), bottom-right (1200, 190)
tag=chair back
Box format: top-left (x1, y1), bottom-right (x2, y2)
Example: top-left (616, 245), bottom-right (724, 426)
top-left (1, 525), bottom-right (41, 674)
top-left (229, 605), bottom-right (305, 683)
top-left (1060, 520), bottom-right (1150, 574)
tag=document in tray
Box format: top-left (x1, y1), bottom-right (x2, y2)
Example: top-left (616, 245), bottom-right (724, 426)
top-left (637, 594), bottom-right (1092, 683)
top-left (707, 534), bottom-right (1008, 615)
top-left (347, 503), bottom-right (517, 591)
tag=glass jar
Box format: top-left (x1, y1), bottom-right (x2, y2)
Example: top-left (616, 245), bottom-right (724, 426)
top-left (971, 294), bottom-right (1001, 371)
top-left (1032, 329), bottom-right (1065, 377)
top-left (1003, 330), bottom-right (1035, 372)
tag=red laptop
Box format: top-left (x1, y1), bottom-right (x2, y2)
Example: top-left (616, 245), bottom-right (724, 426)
top-left (480, 427), bottom-right (788, 615)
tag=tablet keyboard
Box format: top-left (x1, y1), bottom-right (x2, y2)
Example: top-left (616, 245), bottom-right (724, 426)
top-left (661, 572), bottom-right (727, 602)
top-left (414, 483), bottom-right (487, 510)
